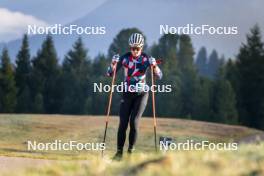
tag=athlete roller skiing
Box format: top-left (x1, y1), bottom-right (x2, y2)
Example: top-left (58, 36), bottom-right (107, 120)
top-left (106, 33), bottom-right (163, 161)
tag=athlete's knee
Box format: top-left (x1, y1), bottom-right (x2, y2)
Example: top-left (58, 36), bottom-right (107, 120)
top-left (118, 121), bottom-right (129, 131)
top-left (130, 120), bottom-right (139, 132)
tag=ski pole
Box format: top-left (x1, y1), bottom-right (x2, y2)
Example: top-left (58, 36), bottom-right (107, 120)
top-left (150, 65), bottom-right (158, 152)
top-left (102, 62), bottom-right (117, 157)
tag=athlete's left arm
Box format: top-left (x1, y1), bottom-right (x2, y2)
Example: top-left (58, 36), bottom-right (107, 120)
top-left (153, 65), bottom-right (163, 79)
top-left (148, 56), bottom-right (162, 79)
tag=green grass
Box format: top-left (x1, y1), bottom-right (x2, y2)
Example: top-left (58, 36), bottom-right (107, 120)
top-left (3, 143), bottom-right (263, 176)
top-left (0, 114), bottom-right (263, 175)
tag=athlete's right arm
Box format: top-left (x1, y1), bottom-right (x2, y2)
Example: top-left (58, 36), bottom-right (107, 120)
top-left (106, 54), bottom-right (122, 77)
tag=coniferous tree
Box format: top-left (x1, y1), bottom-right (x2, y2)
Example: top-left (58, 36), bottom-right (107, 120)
top-left (208, 50), bottom-right (220, 79)
top-left (61, 37), bottom-right (91, 114)
top-left (150, 34), bottom-right (181, 117)
top-left (31, 35), bottom-right (61, 113)
top-left (211, 67), bottom-right (238, 124)
top-left (90, 54), bottom-right (109, 114)
top-left (15, 34), bottom-right (32, 112)
top-left (177, 35), bottom-right (199, 118)
top-left (193, 77), bottom-right (213, 121)
top-left (0, 81), bottom-right (2, 111)
top-left (236, 25), bottom-right (264, 129)
top-left (196, 47), bottom-right (208, 77)
top-left (0, 48), bottom-right (17, 112)
top-left (225, 59), bottom-right (240, 114)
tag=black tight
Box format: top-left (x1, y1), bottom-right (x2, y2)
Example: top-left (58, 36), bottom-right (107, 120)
top-left (117, 92), bottom-right (148, 150)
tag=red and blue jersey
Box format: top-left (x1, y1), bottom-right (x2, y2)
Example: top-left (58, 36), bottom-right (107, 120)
top-left (107, 52), bottom-right (162, 92)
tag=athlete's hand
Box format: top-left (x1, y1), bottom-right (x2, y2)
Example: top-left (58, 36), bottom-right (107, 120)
top-left (112, 54), bottom-right (120, 64)
top-left (149, 56), bottom-right (157, 66)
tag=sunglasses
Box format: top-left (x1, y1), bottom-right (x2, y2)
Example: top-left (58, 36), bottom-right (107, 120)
top-left (130, 47), bottom-right (142, 51)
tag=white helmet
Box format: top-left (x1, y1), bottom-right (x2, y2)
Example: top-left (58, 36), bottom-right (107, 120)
top-left (129, 33), bottom-right (144, 47)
